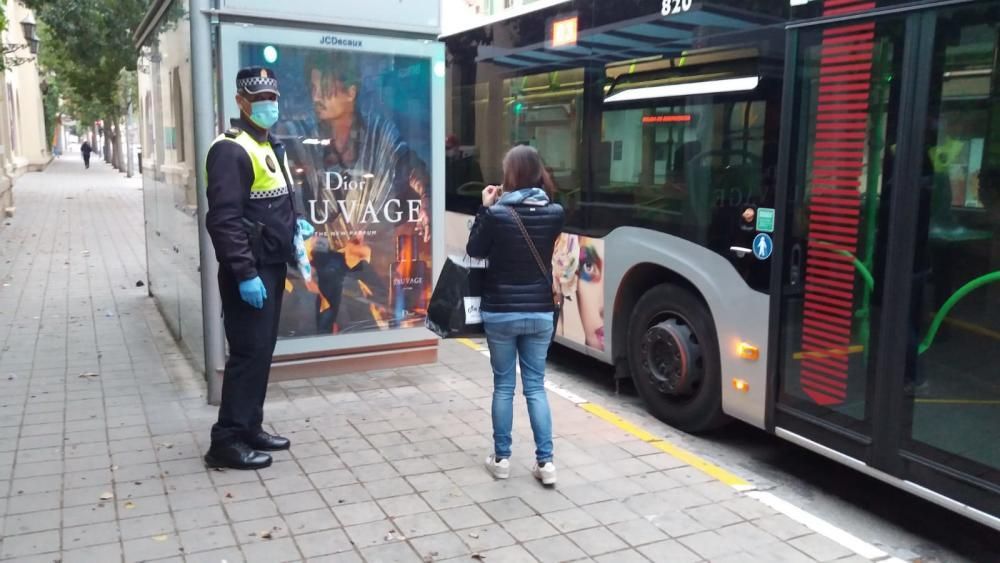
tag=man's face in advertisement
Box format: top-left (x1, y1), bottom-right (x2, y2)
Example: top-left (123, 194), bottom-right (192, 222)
top-left (311, 69), bottom-right (357, 122)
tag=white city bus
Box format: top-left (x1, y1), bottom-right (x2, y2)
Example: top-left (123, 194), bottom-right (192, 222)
top-left (443, 0), bottom-right (1000, 530)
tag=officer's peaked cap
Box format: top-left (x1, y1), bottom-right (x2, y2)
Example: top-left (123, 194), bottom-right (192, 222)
top-left (236, 66), bottom-right (279, 96)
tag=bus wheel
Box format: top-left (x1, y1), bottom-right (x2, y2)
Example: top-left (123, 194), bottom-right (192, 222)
top-left (627, 284), bottom-right (727, 432)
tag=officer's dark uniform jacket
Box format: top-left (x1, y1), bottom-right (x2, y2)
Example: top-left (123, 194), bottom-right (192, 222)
top-left (206, 118), bottom-right (298, 281)
top-left (466, 190), bottom-right (565, 314)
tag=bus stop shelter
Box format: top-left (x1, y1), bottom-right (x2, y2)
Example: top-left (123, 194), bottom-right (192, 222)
top-left (132, 0), bottom-right (445, 404)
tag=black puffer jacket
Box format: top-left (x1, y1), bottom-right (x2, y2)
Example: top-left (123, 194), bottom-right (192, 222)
top-left (467, 188), bottom-right (565, 313)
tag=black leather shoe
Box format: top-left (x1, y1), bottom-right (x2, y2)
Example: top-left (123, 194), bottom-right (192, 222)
top-left (204, 442), bottom-right (272, 470)
top-left (248, 431), bottom-right (291, 451)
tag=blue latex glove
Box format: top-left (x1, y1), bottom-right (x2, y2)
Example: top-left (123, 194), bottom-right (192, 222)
top-left (239, 276), bottom-right (267, 309)
top-left (297, 218), bottom-right (315, 239)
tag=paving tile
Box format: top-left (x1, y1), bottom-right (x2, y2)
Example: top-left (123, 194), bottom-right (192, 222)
top-left (500, 515), bottom-right (560, 542)
top-left (685, 503), bottom-right (744, 529)
top-left (241, 537), bottom-right (302, 563)
top-left (180, 524), bottom-right (238, 553)
top-left (378, 493), bottom-right (433, 517)
top-left (459, 523), bottom-right (517, 552)
top-left (753, 514), bottom-right (813, 541)
top-left (225, 497), bottom-right (280, 522)
top-left (183, 547), bottom-right (247, 563)
top-left (584, 500), bottom-right (639, 526)
top-left (123, 533), bottom-right (184, 562)
top-left (233, 516), bottom-right (290, 544)
top-left (608, 518), bottom-right (669, 547)
top-left (173, 504), bottom-right (229, 531)
top-left (420, 487), bottom-right (475, 510)
top-left (307, 550), bottom-right (364, 563)
top-left (541, 507), bottom-right (601, 533)
top-left (63, 502), bottom-right (118, 527)
top-left (3, 509), bottom-right (62, 535)
top-left (473, 544), bottom-right (540, 563)
top-left (321, 483), bottom-right (373, 507)
top-left (359, 541), bottom-right (423, 563)
top-left (789, 533), bottom-right (854, 561)
top-left (61, 542), bottom-right (126, 563)
top-left (365, 477), bottom-right (416, 499)
top-left (636, 539), bottom-right (701, 563)
top-left (677, 530), bottom-right (742, 559)
top-left (285, 508), bottom-right (340, 535)
top-left (480, 497), bottom-right (535, 522)
top-left (392, 511), bottom-right (449, 538)
top-left (333, 500), bottom-right (386, 526)
top-left (523, 534), bottom-right (588, 563)
top-left (344, 519), bottom-right (403, 548)
top-left (0, 529), bottom-right (60, 559)
top-left (438, 504), bottom-right (494, 531)
top-left (408, 531), bottom-right (471, 561)
top-left (121, 512), bottom-right (177, 540)
top-left (274, 490), bottom-right (327, 515)
top-left (294, 528), bottom-right (354, 558)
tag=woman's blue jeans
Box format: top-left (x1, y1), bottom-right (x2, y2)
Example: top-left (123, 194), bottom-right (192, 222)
top-left (484, 317), bottom-right (554, 463)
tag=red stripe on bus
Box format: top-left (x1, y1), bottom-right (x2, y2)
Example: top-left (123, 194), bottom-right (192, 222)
top-left (803, 387), bottom-right (845, 406)
top-left (819, 79), bottom-right (872, 92)
top-left (802, 364), bottom-right (850, 387)
top-left (821, 43), bottom-right (876, 57)
top-left (801, 374), bottom-right (849, 398)
top-left (804, 292), bottom-right (854, 312)
top-left (810, 220), bottom-right (861, 236)
top-left (814, 150), bottom-right (865, 159)
top-left (802, 344), bottom-right (850, 367)
top-left (813, 160), bottom-right (864, 170)
top-left (812, 178), bottom-right (860, 188)
top-left (810, 205), bottom-right (861, 217)
top-left (804, 271), bottom-right (857, 292)
top-left (819, 63), bottom-right (873, 76)
top-left (805, 283), bottom-right (854, 302)
top-left (802, 371), bottom-right (849, 393)
top-left (819, 54), bottom-right (874, 67)
top-left (817, 122), bottom-right (868, 131)
top-left (802, 331), bottom-right (851, 351)
top-left (810, 214), bottom-right (860, 227)
top-left (804, 317), bottom-right (852, 339)
top-left (820, 73), bottom-right (877, 84)
top-left (804, 308), bottom-right (853, 328)
top-left (821, 32), bottom-right (875, 46)
top-left (808, 248), bottom-right (857, 264)
top-left (806, 263), bottom-right (856, 283)
top-left (815, 140), bottom-right (866, 149)
top-left (822, 21), bottom-right (876, 36)
top-left (816, 131), bottom-right (867, 140)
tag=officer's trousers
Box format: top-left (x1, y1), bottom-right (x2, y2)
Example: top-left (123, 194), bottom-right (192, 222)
top-left (211, 262), bottom-right (287, 447)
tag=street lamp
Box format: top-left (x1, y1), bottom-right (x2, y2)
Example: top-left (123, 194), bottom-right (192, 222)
top-left (20, 15), bottom-right (40, 55)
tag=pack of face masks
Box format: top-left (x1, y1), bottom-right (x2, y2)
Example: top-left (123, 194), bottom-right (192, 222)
top-left (293, 232), bottom-right (312, 283)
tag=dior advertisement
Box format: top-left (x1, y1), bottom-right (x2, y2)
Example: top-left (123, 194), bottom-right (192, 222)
top-left (239, 42), bottom-right (434, 338)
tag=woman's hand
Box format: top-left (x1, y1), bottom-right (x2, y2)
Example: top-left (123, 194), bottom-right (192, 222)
top-left (482, 185), bottom-right (502, 207)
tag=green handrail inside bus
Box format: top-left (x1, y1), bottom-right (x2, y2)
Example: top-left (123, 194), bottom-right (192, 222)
top-left (918, 271), bottom-right (1000, 355)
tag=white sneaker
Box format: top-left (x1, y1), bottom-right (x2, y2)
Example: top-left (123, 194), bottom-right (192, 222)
top-left (532, 461), bottom-right (557, 485)
top-left (485, 454), bottom-right (510, 480)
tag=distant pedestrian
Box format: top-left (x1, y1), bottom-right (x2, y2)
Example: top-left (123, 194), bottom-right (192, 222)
top-left (467, 145), bottom-right (565, 485)
top-left (203, 66), bottom-right (314, 470)
top-left (81, 141), bottom-right (92, 169)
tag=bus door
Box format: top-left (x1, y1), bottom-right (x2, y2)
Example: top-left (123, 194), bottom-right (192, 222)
top-left (774, 1), bottom-right (1000, 521)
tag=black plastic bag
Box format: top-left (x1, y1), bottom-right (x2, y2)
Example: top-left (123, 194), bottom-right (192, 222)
top-left (426, 256), bottom-right (486, 338)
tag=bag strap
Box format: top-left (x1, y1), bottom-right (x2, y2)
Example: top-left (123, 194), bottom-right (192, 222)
top-left (507, 205), bottom-right (553, 283)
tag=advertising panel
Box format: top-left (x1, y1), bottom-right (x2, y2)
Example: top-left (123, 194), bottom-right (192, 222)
top-left (239, 41), bottom-right (434, 339)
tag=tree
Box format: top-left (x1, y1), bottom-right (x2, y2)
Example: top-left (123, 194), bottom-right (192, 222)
top-left (25, 0), bottom-right (149, 171)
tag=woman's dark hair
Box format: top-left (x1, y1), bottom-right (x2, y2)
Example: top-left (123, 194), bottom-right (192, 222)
top-left (502, 145), bottom-right (545, 192)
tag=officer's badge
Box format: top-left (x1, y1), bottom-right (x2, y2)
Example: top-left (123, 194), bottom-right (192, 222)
top-left (265, 155), bottom-right (277, 173)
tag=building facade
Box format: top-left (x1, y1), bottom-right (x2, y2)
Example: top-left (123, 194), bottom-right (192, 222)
top-left (0, 0), bottom-right (50, 215)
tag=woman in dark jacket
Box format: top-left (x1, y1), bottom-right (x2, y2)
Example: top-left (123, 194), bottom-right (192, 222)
top-left (467, 145), bottom-right (565, 485)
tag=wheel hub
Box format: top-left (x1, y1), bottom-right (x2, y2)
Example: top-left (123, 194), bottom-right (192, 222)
top-left (639, 318), bottom-right (702, 396)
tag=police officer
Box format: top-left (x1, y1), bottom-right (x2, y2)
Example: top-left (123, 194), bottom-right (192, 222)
top-left (204, 67), bottom-right (315, 470)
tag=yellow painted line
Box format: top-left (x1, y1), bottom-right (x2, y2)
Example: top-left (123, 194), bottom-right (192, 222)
top-left (915, 398), bottom-right (1000, 405)
top-left (457, 338), bottom-right (485, 352)
top-left (793, 345), bottom-right (864, 361)
top-left (579, 402), bottom-right (752, 489)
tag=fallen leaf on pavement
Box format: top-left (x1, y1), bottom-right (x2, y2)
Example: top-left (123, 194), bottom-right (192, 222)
top-left (99, 492), bottom-right (114, 501)
top-left (259, 530), bottom-right (273, 539)
top-left (157, 442), bottom-right (174, 449)
top-left (468, 532), bottom-right (479, 539)
top-left (124, 501), bottom-right (135, 509)
top-left (78, 372), bottom-right (99, 378)
top-left (224, 492), bottom-right (233, 499)
top-left (152, 534), bottom-right (168, 542)
top-left (471, 554), bottom-right (486, 561)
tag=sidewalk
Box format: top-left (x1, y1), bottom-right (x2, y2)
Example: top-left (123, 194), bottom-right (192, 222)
top-left (0, 159), bottom-right (873, 563)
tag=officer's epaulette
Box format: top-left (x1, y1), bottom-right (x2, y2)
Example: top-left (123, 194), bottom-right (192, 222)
top-left (224, 127), bottom-right (241, 139)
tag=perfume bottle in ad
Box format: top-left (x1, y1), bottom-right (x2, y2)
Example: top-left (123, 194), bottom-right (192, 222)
top-left (390, 234), bottom-right (429, 327)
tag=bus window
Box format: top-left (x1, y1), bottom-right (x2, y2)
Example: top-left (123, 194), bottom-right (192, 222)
top-left (501, 69), bottom-right (585, 224)
top-left (904, 3), bottom-right (1000, 481)
top-left (593, 89), bottom-right (778, 290)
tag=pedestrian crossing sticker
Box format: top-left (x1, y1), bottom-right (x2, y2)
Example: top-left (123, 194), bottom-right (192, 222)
top-left (753, 233), bottom-right (773, 260)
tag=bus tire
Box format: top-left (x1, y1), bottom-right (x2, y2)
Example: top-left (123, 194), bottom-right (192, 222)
top-left (627, 284), bottom-right (728, 433)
